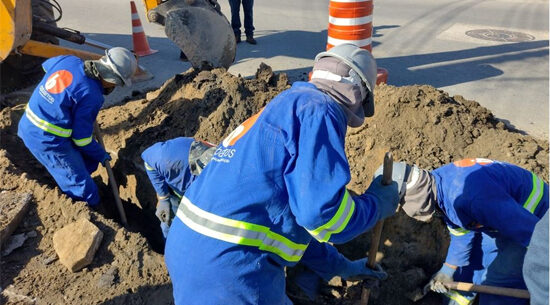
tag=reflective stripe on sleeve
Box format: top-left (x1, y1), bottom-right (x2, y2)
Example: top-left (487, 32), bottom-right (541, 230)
top-left (144, 162), bottom-right (154, 171)
top-left (25, 105), bottom-right (72, 137)
top-left (72, 136), bottom-right (93, 147)
top-left (176, 196), bottom-right (308, 262)
top-left (447, 226), bottom-right (471, 236)
top-left (444, 290), bottom-right (473, 305)
top-left (523, 172), bottom-right (544, 214)
top-left (307, 189), bottom-right (356, 242)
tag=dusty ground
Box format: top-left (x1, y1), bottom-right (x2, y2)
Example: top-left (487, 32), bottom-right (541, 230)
top-left (0, 64), bottom-right (547, 305)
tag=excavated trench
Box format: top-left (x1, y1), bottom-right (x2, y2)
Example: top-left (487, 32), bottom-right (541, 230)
top-left (1, 64), bottom-right (548, 305)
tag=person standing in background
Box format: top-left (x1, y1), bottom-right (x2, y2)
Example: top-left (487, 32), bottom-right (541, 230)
top-left (228, 0), bottom-right (256, 44)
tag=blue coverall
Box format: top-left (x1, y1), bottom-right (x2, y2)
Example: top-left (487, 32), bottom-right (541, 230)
top-left (165, 82), bottom-right (386, 304)
top-left (432, 158), bottom-right (548, 305)
top-left (18, 55), bottom-right (107, 206)
top-left (523, 211), bottom-right (549, 305)
top-left (141, 137), bottom-right (196, 236)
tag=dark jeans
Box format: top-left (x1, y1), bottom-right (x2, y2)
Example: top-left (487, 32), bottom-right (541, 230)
top-left (228, 0), bottom-right (254, 36)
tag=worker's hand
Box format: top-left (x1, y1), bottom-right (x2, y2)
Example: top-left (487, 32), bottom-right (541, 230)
top-left (156, 197), bottom-right (172, 225)
top-left (427, 263), bottom-right (456, 294)
top-left (101, 152), bottom-right (112, 165)
top-left (365, 175), bottom-right (400, 220)
top-left (374, 161), bottom-right (409, 198)
top-left (339, 258), bottom-right (388, 282)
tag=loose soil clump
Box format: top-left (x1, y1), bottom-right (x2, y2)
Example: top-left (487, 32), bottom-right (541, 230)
top-left (1, 64), bottom-right (547, 305)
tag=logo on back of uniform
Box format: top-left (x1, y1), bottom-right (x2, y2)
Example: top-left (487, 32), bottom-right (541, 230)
top-left (453, 158), bottom-right (493, 167)
top-left (45, 70), bottom-right (73, 94)
top-left (39, 70), bottom-right (73, 104)
top-left (212, 108), bottom-right (264, 163)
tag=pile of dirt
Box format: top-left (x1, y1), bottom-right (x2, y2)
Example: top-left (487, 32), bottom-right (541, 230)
top-left (0, 63), bottom-right (547, 305)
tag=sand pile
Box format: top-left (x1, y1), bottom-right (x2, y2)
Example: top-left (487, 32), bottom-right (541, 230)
top-left (0, 64), bottom-right (547, 305)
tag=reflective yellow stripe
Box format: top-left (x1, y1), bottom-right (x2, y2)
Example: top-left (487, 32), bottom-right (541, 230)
top-left (447, 226), bottom-right (471, 236)
top-left (25, 105), bottom-right (72, 138)
top-left (444, 290), bottom-right (473, 305)
top-left (72, 136), bottom-right (93, 147)
top-left (144, 162), bottom-right (154, 171)
top-left (307, 190), bottom-right (356, 242)
top-left (176, 196), bottom-right (308, 262)
top-left (523, 172), bottom-right (544, 214)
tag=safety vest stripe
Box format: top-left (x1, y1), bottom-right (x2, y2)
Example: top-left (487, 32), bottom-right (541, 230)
top-left (308, 190), bottom-right (356, 242)
top-left (176, 197), bottom-right (308, 262)
top-left (144, 162), bottom-right (155, 171)
top-left (524, 173), bottom-right (544, 214)
top-left (444, 290), bottom-right (473, 305)
top-left (72, 136), bottom-right (92, 147)
top-left (447, 226), bottom-right (471, 236)
top-left (25, 106), bottom-right (72, 137)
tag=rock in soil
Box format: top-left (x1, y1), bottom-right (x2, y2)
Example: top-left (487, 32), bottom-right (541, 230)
top-left (0, 192), bottom-right (32, 245)
top-left (53, 218), bottom-right (104, 272)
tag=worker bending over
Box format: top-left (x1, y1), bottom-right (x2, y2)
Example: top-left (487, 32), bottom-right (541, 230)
top-left (164, 44), bottom-right (401, 304)
top-left (142, 137), bottom-right (389, 293)
top-left (141, 137), bottom-right (216, 237)
top-left (396, 158), bottom-right (548, 305)
top-left (18, 48), bottom-right (138, 207)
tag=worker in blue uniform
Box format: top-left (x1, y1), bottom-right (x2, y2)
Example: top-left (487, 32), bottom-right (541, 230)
top-left (18, 48), bottom-right (138, 207)
top-left (522, 210), bottom-right (548, 305)
top-left (164, 43), bottom-right (403, 305)
top-left (143, 136), bottom-right (389, 297)
top-left (395, 158), bottom-right (548, 305)
top-left (141, 137), bottom-right (216, 237)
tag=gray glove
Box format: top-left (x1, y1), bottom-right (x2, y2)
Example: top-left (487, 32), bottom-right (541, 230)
top-left (374, 161), bottom-right (410, 198)
top-left (427, 264), bottom-right (456, 294)
top-left (155, 197), bottom-right (172, 224)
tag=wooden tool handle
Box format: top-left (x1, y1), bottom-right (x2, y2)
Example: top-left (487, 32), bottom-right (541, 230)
top-left (447, 282), bottom-right (530, 299)
top-left (361, 152), bottom-right (393, 304)
top-left (94, 123), bottom-right (128, 227)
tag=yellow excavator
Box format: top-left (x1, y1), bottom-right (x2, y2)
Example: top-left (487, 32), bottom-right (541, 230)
top-left (1, 0), bottom-right (236, 92)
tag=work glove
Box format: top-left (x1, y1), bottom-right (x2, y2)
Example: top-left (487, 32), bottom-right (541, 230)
top-left (373, 161), bottom-right (410, 199)
top-left (101, 152), bottom-right (112, 166)
top-left (339, 258), bottom-right (388, 282)
top-left (427, 263), bottom-right (456, 294)
top-left (156, 195), bottom-right (180, 225)
top-left (365, 175), bottom-right (400, 220)
top-left (156, 197), bottom-right (171, 224)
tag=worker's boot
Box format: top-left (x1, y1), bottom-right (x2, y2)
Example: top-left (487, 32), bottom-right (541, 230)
top-left (246, 35), bottom-right (256, 45)
top-left (235, 33), bottom-right (241, 43)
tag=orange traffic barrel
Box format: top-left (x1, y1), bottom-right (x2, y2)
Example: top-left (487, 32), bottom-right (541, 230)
top-left (327, 0), bottom-right (373, 51)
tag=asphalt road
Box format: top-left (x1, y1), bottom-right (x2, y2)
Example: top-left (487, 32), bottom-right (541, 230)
top-left (57, 0), bottom-right (549, 138)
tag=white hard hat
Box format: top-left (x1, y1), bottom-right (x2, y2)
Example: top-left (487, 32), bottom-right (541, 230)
top-left (97, 47), bottom-right (138, 87)
top-left (315, 44), bottom-right (377, 116)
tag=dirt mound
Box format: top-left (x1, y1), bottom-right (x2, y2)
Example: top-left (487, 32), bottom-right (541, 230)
top-left (0, 64), bottom-right (547, 305)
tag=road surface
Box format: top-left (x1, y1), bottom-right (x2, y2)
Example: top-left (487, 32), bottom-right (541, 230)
top-left (56, 0), bottom-right (549, 138)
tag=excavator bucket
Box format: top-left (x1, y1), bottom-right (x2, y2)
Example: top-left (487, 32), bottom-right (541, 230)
top-left (147, 0), bottom-right (236, 70)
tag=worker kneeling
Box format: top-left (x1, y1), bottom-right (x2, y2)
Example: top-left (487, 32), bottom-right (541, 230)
top-left (18, 48), bottom-right (138, 207)
top-left (164, 44), bottom-right (401, 304)
top-left (395, 158), bottom-right (548, 305)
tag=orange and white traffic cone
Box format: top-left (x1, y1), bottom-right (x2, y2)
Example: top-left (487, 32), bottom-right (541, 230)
top-left (130, 1), bottom-right (157, 57)
top-left (327, 0), bottom-right (388, 85)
